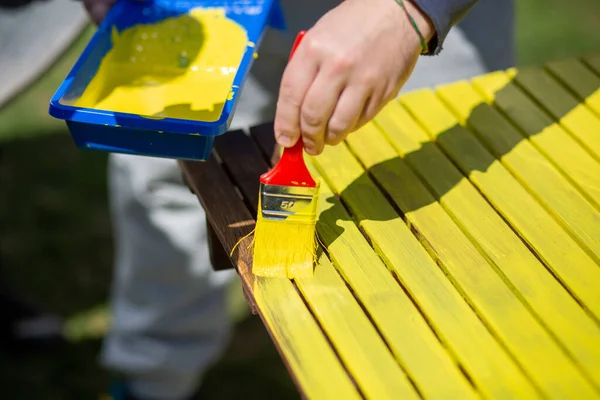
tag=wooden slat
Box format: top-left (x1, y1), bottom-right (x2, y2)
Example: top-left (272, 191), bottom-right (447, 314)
top-left (468, 73), bottom-right (600, 263)
top-left (374, 101), bottom-right (600, 389)
top-left (398, 89), bottom-right (600, 323)
top-left (250, 122), bottom-right (280, 164)
top-left (310, 164), bottom-right (476, 399)
top-left (215, 129), bottom-right (424, 399)
top-left (296, 252), bottom-right (419, 400)
top-left (179, 158), bottom-right (360, 399)
top-left (460, 73), bottom-right (600, 208)
top-left (344, 123), bottom-right (598, 398)
top-left (179, 158), bottom-right (255, 278)
top-left (209, 129), bottom-right (264, 271)
top-left (252, 277), bottom-right (361, 400)
top-left (213, 130), bottom-right (265, 212)
top-left (181, 166), bottom-right (233, 272)
top-left (206, 220), bottom-right (234, 271)
top-left (503, 67), bottom-right (600, 162)
top-left (184, 56), bottom-right (600, 397)
top-left (309, 143), bottom-right (541, 399)
top-left (583, 53), bottom-right (600, 76)
top-left (545, 59), bottom-right (600, 116)
top-left (438, 78), bottom-right (600, 265)
top-left (248, 124), bottom-right (476, 399)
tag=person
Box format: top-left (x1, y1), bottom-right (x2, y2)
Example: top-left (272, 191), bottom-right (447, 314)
top-left (33, 0), bottom-right (512, 398)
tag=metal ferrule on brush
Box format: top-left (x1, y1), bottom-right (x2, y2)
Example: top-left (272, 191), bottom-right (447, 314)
top-left (260, 184), bottom-right (319, 221)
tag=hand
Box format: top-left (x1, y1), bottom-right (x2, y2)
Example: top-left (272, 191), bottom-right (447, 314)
top-left (82, 0), bottom-right (115, 25)
top-left (273, 0), bottom-right (434, 156)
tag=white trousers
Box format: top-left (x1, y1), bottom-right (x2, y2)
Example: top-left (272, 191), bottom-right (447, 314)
top-left (102, 2), bottom-right (514, 397)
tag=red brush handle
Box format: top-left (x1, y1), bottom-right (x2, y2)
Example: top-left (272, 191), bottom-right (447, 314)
top-left (260, 31), bottom-right (316, 188)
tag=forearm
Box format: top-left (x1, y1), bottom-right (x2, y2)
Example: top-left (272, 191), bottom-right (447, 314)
top-left (410, 0), bottom-right (479, 55)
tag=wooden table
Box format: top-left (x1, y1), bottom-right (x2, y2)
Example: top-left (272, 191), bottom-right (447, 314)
top-left (180, 54), bottom-right (600, 399)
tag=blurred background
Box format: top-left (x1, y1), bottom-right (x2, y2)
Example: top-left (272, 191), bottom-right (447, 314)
top-left (1, 0), bottom-right (599, 398)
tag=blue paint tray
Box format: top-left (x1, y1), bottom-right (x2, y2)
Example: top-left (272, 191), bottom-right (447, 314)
top-left (49, 0), bottom-right (285, 161)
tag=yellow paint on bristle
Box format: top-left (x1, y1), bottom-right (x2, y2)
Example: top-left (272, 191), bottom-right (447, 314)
top-left (253, 188), bottom-right (319, 279)
top-left (73, 8), bottom-right (248, 122)
top-left (252, 218), bottom-right (317, 279)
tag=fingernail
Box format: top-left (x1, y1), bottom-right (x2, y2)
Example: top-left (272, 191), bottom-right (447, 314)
top-left (302, 138), bottom-right (314, 154)
top-left (305, 146), bottom-right (318, 156)
top-left (277, 135), bottom-right (294, 147)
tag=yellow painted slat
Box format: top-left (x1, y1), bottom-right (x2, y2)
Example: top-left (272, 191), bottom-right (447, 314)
top-left (296, 251), bottom-right (419, 400)
top-left (310, 143), bottom-right (541, 399)
top-left (398, 89), bottom-right (600, 324)
top-left (441, 78), bottom-right (600, 265)
top-left (305, 163), bottom-right (477, 399)
top-left (465, 73), bottom-right (600, 208)
top-left (454, 77), bottom-right (600, 266)
top-left (345, 122), bottom-right (599, 399)
top-left (505, 67), bottom-right (600, 162)
top-left (375, 100), bottom-right (600, 389)
top-left (253, 278), bottom-right (360, 399)
top-left (583, 53), bottom-right (600, 75)
top-left (545, 59), bottom-right (600, 117)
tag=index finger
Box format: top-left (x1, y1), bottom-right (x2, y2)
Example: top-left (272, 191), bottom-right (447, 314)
top-left (273, 41), bottom-right (318, 148)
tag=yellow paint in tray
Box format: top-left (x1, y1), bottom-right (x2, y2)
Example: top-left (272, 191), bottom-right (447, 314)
top-left (74, 8), bottom-right (248, 122)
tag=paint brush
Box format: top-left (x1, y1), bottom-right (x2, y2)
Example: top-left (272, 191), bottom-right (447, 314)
top-left (252, 30), bottom-right (319, 279)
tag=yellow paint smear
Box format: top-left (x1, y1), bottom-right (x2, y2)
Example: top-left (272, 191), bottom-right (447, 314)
top-left (74, 8), bottom-right (248, 122)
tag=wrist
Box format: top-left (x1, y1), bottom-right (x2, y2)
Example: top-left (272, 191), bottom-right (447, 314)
top-left (404, 0), bottom-right (435, 41)
top-left (396, 0), bottom-right (435, 53)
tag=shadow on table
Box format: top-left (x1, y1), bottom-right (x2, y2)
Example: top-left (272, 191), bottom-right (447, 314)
top-left (315, 67), bottom-right (600, 249)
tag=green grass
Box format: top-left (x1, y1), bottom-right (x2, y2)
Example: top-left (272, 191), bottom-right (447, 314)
top-left (1, 1), bottom-right (599, 398)
top-left (516, 0), bottom-right (600, 66)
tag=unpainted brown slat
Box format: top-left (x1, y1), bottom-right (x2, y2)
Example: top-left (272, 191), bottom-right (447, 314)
top-left (250, 122), bottom-right (278, 162)
top-left (181, 161), bottom-right (234, 272)
top-left (179, 157), bottom-right (255, 288)
top-left (206, 220), bottom-right (234, 271)
top-left (213, 130), bottom-right (266, 212)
